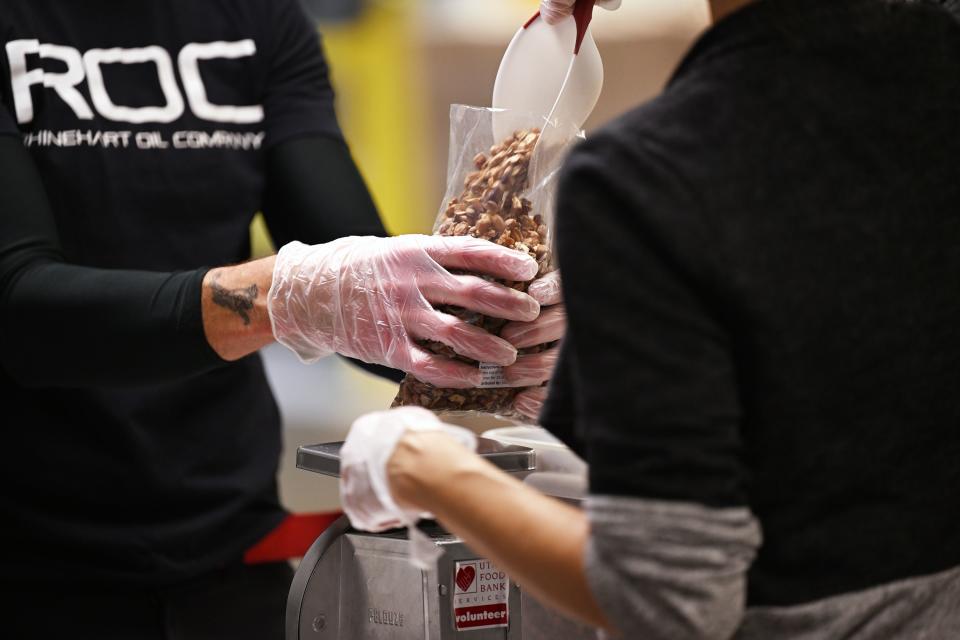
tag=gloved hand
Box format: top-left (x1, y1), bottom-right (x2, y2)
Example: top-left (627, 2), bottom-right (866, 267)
top-left (509, 387), bottom-right (546, 422)
top-left (341, 407), bottom-right (477, 567)
top-left (501, 271), bottom-right (566, 421)
top-left (268, 235), bottom-right (540, 388)
top-left (540, 0), bottom-right (622, 25)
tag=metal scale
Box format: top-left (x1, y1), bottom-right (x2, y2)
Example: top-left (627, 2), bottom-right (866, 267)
top-left (285, 440), bottom-right (596, 640)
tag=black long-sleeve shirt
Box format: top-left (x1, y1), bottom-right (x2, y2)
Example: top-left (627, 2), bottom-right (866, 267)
top-left (544, 0), bottom-right (960, 614)
top-left (0, 0), bottom-right (388, 586)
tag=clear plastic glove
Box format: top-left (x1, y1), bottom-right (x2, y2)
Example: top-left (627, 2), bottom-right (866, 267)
top-left (501, 272), bottom-right (564, 349)
top-left (268, 235), bottom-right (540, 388)
top-left (503, 346), bottom-right (560, 421)
top-left (540, 0), bottom-right (622, 25)
top-left (340, 407), bottom-right (477, 567)
top-left (513, 387), bottom-right (549, 421)
top-left (501, 271), bottom-right (566, 421)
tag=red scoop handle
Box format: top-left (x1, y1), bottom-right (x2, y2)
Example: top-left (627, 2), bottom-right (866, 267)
top-left (524, 0), bottom-right (597, 55)
top-left (572, 0), bottom-right (597, 54)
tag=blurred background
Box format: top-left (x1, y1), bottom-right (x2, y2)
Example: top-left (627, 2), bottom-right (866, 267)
top-left (257, 0), bottom-right (711, 513)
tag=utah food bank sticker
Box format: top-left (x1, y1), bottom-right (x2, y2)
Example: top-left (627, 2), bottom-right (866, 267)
top-left (453, 559), bottom-right (510, 631)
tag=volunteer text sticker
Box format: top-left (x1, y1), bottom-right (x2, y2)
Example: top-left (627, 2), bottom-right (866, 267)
top-left (453, 559), bottom-right (510, 631)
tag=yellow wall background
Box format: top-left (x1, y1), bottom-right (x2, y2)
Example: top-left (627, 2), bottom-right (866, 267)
top-left (251, 0), bottom-right (431, 259)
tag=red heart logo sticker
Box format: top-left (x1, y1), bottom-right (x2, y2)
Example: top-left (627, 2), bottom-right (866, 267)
top-left (456, 565), bottom-right (476, 592)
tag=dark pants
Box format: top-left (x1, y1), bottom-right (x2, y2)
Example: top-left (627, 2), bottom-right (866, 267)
top-left (4, 562), bottom-right (293, 640)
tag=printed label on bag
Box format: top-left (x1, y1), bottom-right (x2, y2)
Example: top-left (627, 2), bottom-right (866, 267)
top-left (478, 362), bottom-right (508, 388)
top-left (453, 559), bottom-right (510, 631)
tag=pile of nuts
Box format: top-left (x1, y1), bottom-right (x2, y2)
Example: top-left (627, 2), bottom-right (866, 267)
top-left (438, 129), bottom-right (551, 277)
top-left (393, 128), bottom-right (551, 414)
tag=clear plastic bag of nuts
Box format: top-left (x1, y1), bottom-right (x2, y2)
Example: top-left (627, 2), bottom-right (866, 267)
top-left (392, 105), bottom-right (583, 420)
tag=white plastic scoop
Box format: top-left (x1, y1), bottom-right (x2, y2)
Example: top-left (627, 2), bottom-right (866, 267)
top-left (492, 0), bottom-right (604, 141)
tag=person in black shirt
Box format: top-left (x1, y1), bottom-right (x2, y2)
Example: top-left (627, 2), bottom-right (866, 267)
top-left (338, 0), bottom-right (960, 638)
top-left (0, 1), bottom-right (542, 637)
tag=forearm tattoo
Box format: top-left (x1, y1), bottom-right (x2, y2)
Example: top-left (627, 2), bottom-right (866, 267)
top-left (210, 274), bottom-right (258, 325)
